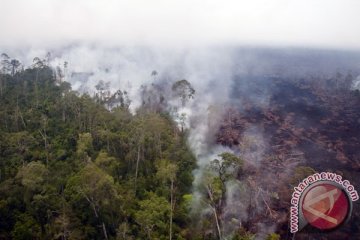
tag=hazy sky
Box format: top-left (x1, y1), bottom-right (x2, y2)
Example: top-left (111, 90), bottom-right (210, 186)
top-left (1, 0), bottom-right (360, 49)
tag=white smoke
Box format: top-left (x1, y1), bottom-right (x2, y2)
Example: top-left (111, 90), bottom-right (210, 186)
top-left (46, 46), bottom-right (235, 113)
top-left (4, 45), bottom-right (360, 238)
top-left (47, 46), bottom-right (239, 223)
top-left (351, 75), bottom-right (360, 91)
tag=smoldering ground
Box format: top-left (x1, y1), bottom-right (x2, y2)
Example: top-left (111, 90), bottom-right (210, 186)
top-left (3, 45), bottom-right (360, 239)
top-left (2, 0), bottom-right (360, 238)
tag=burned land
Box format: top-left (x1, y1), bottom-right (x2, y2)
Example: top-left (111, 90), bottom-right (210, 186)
top-left (216, 74), bottom-right (360, 239)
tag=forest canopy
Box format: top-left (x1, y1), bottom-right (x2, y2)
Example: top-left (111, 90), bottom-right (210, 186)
top-left (0, 54), bottom-right (202, 240)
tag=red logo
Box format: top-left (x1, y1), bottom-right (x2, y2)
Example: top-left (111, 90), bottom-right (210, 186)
top-left (301, 183), bottom-right (349, 230)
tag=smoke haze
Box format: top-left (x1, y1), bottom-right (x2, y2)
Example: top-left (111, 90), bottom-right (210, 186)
top-left (2, 1), bottom-right (360, 238)
top-left (1, 0), bottom-right (360, 49)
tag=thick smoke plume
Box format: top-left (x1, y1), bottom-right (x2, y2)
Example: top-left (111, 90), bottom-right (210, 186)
top-left (3, 45), bottom-right (360, 238)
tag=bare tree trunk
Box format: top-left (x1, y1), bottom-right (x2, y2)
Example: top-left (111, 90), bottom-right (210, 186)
top-left (134, 144), bottom-right (141, 191)
top-left (62, 103), bottom-right (66, 122)
top-left (106, 129), bottom-right (110, 152)
top-left (35, 69), bottom-right (39, 107)
top-left (83, 192), bottom-right (108, 240)
top-left (102, 222), bottom-right (109, 240)
top-left (212, 206), bottom-right (222, 240)
top-left (84, 194), bottom-right (99, 218)
top-left (169, 179), bottom-right (174, 240)
top-left (147, 228), bottom-right (152, 240)
top-left (62, 109), bottom-right (66, 122)
top-left (18, 108), bottom-right (26, 128)
top-left (0, 76), bottom-right (3, 96)
top-left (206, 186), bottom-right (222, 240)
top-left (157, 133), bottom-right (162, 158)
top-left (15, 97), bottom-right (19, 131)
top-left (61, 188), bottom-right (68, 240)
top-left (39, 129), bottom-right (48, 168)
top-left (173, 126), bottom-right (178, 140)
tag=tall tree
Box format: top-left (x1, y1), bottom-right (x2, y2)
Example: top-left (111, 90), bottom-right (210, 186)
top-left (155, 159), bottom-right (178, 240)
top-left (10, 59), bottom-right (21, 76)
top-left (151, 70), bottom-right (158, 82)
top-left (171, 79), bottom-right (195, 107)
top-left (0, 53), bottom-right (10, 95)
top-left (202, 152), bottom-right (243, 240)
top-left (65, 163), bottom-right (122, 240)
top-left (0, 53), bottom-right (10, 74)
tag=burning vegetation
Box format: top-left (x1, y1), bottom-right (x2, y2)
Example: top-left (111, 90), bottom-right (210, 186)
top-left (1, 49), bottom-right (360, 240)
top-left (215, 74), bottom-right (360, 239)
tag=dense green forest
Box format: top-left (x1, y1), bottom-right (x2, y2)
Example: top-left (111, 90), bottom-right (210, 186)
top-left (0, 53), bottom-right (286, 240)
top-left (0, 55), bottom-right (203, 239)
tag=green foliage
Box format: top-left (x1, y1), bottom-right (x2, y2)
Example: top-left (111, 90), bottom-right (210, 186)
top-left (134, 192), bottom-right (170, 239)
top-left (266, 233), bottom-right (281, 240)
top-left (211, 152), bottom-right (243, 180)
top-left (202, 172), bottom-right (224, 203)
top-left (95, 150), bottom-right (119, 176)
top-left (232, 227), bottom-right (255, 240)
top-left (65, 163), bottom-right (120, 212)
top-left (156, 158), bottom-right (178, 183)
top-left (12, 213), bottom-right (41, 240)
top-left (172, 79), bottom-right (195, 106)
top-left (199, 152), bottom-right (244, 240)
top-left (16, 161), bottom-right (48, 191)
top-left (76, 133), bottom-right (93, 163)
top-left (0, 59), bottom-right (197, 239)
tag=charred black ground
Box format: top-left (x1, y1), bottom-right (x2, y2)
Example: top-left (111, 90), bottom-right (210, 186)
top-left (216, 74), bottom-right (360, 239)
